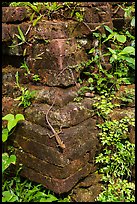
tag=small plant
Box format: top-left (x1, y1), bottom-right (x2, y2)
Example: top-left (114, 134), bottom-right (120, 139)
top-left (44, 2), bottom-right (63, 19)
top-left (102, 25), bottom-right (127, 43)
top-left (9, 2), bottom-right (43, 14)
top-left (120, 2), bottom-right (135, 27)
top-left (76, 24), bottom-right (135, 95)
top-left (10, 2), bottom-right (44, 27)
top-left (9, 25), bottom-right (27, 48)
top-left (32, 74), bottom-right (41, 82)
top-left (2, 113), bottom-right (25, 173)
top-left (77, 84), bottom-right (94, 96)
top-left (96, 178), bottom-right (135, 202)
top-left (15, 71), bottom-right (36, 108)
top-left (2, 174), bottom-right (70, 202)
top-left (15, 88), bottom-right (36, 108)
top-left (9, 25), bottom-right (32, 56)
top-left (9, 2), bottom-right (32, 7)
top-left (116, 87), bottom-right (135, 107)
top-left (31, 14), bottom-right (43, 27)
top-left (20, 61), bottom-right (41, 82)
top-left (73, 96), bottom-right (83, 102)
top-left (20, 61), bottom-right (30, 75)
top-left (95, 116), bottom-right (135, 202)
top-left (75, 11), bottom-right (84, 22)
top-left (92, 93), bottom-right (120, 119)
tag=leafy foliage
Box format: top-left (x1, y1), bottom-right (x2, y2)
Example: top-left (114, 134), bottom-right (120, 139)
top-left (15, 88), bottom-right (36, 108)
top-left (2, 175), bottom-right (70, 202)
top-left (96, 178), bottom-right (135, 202)
top-left (20, 61), bottom-right (30, 75)
top-left (120, 2), bottom-right (135, 27)
top-left (2, 153), bottom-right (16, 174)
top-left (95, 117), bottom-right (135, 202)
top-left (2, 113), bottom-right (25, 173)
top-left (116, 87), bottom-right (135, 107)
top-left (32, 74), bottom-right (40, 82)
top-left (15, 71), bottom-right (36, 108)
top-left (89, 6), bottom-right (135, 200)
top-left (2, 114), bottom-right (25, 142)
top-left (76, 24), bottom-right (135, 96)
top-left (9, 25), bottom-right (27, 49)
top-left (20, 61), bottom-right (41, 82)
top-left (96, 117), bottom-right (135, 177)
top-left (92, 93), bottom-right (120, 119)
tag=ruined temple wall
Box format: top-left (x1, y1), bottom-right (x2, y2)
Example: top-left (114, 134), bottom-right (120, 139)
top-left (2, 2), bottom-right (134, 199)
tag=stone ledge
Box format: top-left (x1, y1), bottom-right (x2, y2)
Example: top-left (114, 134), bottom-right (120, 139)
top-left (24, 98), bottom-right (96, 128)
top-left (15, 148), bottom-right (91, 179)
top-left (2, 7), bottom-right (31, 23)
top-left (20, 163), bottom-right (93, 194)
top-left (13, 117), bottom-right (98, 165)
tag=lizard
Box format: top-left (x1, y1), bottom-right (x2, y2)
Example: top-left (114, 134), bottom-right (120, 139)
top-left (45, 97), bottom-right (66, 149)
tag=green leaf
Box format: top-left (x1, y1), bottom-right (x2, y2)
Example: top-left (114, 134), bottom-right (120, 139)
top-left (107, 47), bottom-right (116, 54)
top-left (15, 114), bottom-right (25, 122)
top-left (102, 32), bottom-right (116, 43)
top-left (104, 25), bottom-right (113, 33)
top-left (23, 48), bottom-right (27, 56)
top-left (14, 96), bottom-right (22, 101)
top-left (40, 195), bottom-right (58, 202)
top-left (30, 12), bottom-right (35, 21)
top-left (29, 4), bottom-right (40, 13)
top-left (40, 198), bottom-right (48, 202)
top-left (112, 54), bottom-right (117, 60)
top-left (83, 72), bottom-right (91, 76)
top-left (2, 113), bottom-right (24, 132)
top-left (119, 46), bottom-right (135, 55)
top-left (2, 114), bottom-right (14, 121)
top-left (89, 48), bottom-right (95, 54)
top-left (106, 74), bottom-right (113, 79)
top-left (17, 26), bottom-right (26, 42)
top-left (110, 56), bottom-right (115, 63)
top-left (2, 191), bottom-right (13, 202)
top-left (2, 153), bottom-right (10, 173)
top-left (89, 86), bottom-right (94, 91)
top-left (97, 78), bottom-right (106, 85)
top-left (33, 15), bottom-right (43, 27)
top-left (131, 16), bottom-right (135, 27)
top-left (2, 128), bottom-right (9, 142)
top-left (15, 71), bottom-right (20, 88)
top-left (120, 78), bottom-right (131, 84)
top-left (9, 155), bottom-right (16, 164)
top-left (88, 78), bottom-right (94, 83)
top-left (93, 32), bottom-right (100, 38)
top-left (116, 34), bottom-right (126, 43)
top-left (2, 191), bottom-right (18, 202)
top-left (34, 192), bottom-right (47, 198)
top-left (93, 73), bottom-right (99, 79)
top-left (123, 57), bottom-right (135, 66)
top-left (15, 34), bottom-right (22, 41)
top-left (8, 119), bottom-right (17, 132)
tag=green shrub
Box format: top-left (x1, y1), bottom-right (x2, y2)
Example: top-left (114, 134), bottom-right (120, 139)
top-left (2, 175), bottom-right (70, 202)
top-left (2, 113), bottom-right (25, 173)
top-left (96, 178), bottom-right (135, 202)
top-left (95, 117), bottom-right (135, 202)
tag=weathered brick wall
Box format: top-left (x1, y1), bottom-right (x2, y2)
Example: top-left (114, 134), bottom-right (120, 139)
top-left (2, 2), bottom-right (135, 200)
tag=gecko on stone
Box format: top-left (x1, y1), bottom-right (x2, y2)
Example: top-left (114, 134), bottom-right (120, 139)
top-left (45, 98), bottom-right (66, 149)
